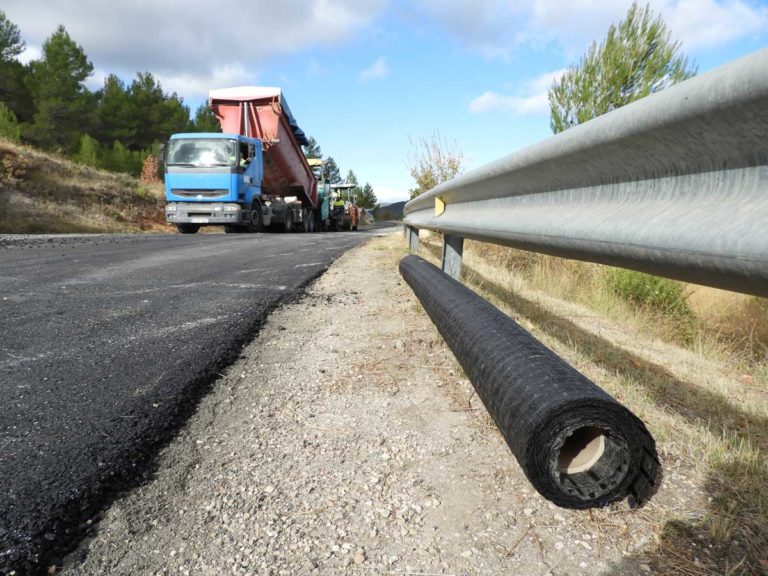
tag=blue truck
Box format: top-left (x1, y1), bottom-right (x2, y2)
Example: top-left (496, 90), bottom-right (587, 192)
top-left (164, 87), bottom-right (334, 234)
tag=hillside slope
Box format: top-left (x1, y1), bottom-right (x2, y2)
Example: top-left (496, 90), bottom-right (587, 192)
top-left (0, 139), bottom-right (172, 234)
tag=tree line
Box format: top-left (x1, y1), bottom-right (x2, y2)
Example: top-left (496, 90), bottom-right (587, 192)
top-left (303, 136), bottom-right (378, 209)
top-left (0, 14), bottom-right (222, 176)
top-left (0, 10), bottom-right (375, 205)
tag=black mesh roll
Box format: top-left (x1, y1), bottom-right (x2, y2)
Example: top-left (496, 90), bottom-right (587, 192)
top-left (399, 255), bottom-right (659, 509)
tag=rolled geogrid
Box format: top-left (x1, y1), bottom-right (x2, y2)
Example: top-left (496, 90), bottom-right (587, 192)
top-left (399, 255), bottom-right (659, 509)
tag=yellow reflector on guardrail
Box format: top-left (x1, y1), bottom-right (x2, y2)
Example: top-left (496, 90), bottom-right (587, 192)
top-left (435, 196), bottom-right (445, 216)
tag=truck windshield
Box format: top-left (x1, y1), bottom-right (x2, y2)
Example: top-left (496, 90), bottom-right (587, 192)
top-left (167, 139), bottom-right (238, 167)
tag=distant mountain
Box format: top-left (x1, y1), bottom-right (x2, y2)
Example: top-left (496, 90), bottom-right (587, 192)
top-left (374, 201), bottom-right (405, 220)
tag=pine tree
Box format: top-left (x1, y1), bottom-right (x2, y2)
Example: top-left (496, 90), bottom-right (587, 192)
top-left (303, 136), bottom-right (322, 159)
top-left (324, 156), bottom-right (342, 184)
top-left (0, 102), bottom-right (21, 141)
top-left (548, 2), bottom-right (696, 134)
top-left (0, 11), bottom-right (32, 124)
top-left (24, 25), bottom-right (94, 150)
top-left (358, 183), bottom-right (378, 209)
top-left (191, 104), bottom-right (220, 132)
top-left (0, 10), bottom-right (24, 60)
top-left (94, 75), bottom-right (134, 146)
top-left (127, 72), bottom-right (190, 150)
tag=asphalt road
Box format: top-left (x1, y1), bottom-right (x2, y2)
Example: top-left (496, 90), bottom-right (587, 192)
top-left (0, 226), bottom-right (392, 574)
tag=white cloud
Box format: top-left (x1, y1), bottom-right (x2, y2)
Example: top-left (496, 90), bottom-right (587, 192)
top-left (17, 44), bottom-right (41, 65)
top-left (657, 0), bottom-right (768, 50)
top-left (416, 0), bottom-right (768, 59)
top-left (371, 185), bottom-right (408, 203)
top-left (469, 92), bottom-right (540, 114)
top-left (470, 68), bottom-right (566, 115)
top-left (528, 0), bottom-right (628, 53)
top-left (416, 0), bottom-right (528, 59)
top-left (359, 56), bottom-right (389, 81)
top-left (85, 68), bottom-right (109, 92)
top-left (3, 0), bottom-right (385, 100)
top-left (157, 64), bottom-right (254, 102)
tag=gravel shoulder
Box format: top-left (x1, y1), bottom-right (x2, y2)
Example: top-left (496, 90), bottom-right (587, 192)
top-left (65, 232), bottom-right (657, 575)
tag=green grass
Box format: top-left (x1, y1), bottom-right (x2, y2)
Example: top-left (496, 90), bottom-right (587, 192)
top-left (605, 268), bottom-right (691, 318)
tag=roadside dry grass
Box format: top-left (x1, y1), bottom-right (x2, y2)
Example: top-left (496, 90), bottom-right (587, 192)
top-left (412, 232), bottom-right (768, 575)
top-left (462, 241), bottom-right (768, 371)
top-left (0, 138), bottom-right (172, 234)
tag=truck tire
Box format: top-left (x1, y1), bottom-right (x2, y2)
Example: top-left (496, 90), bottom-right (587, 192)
top-left (301, 208), bottom-right (310, 233)
top-left (176, 223), bottom-right (200, 234)
top-left (283, 210), bottom-right (294, 233)
top-left (246, 199), bottom-right (264, 233)
top-left (308, 210), bottom-right (316, 233)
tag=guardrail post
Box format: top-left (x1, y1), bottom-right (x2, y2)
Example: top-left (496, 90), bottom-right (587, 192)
top-left (406, 226), bottom-right (419, 253)
top-left (441, 234), bottom-right (464, 280)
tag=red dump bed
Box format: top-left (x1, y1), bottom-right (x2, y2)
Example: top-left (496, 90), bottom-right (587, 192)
top-left (209, 87), bottom-right (317, 208)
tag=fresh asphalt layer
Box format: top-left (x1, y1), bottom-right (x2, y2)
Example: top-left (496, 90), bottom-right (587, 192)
top-left (0, 226), bottom-right (393, 574)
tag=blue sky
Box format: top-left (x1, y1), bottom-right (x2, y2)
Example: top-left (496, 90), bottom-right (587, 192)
top-left (4, 0), bottom-right (768, 202)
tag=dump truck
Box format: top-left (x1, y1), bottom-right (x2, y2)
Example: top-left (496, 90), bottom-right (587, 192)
top-left (164, 87), bottom-right (327, 233)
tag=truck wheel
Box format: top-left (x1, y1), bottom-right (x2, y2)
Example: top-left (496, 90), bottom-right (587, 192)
top-left (246, 200), bottom-right (263, 233)
top-left (283, 210), bottom-right (294, 233)
top-left (308, 211), bottom-right (316, 233)
top-left (301, 209), bottom-right (310, 233)
top-left (176, 223), bottom-right (200, 234)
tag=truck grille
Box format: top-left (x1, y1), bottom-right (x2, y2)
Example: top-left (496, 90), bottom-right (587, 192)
top-left (172, 189), bottom-right (229, 198)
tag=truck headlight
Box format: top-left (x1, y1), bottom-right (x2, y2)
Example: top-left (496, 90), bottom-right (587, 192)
top-left (166, 204), bottom-right (177, 211)
top-left (223, 204), bottom-right (240, 212)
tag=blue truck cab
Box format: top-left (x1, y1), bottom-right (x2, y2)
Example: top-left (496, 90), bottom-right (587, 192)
top-left (164, 133), bottom-right (264, 233)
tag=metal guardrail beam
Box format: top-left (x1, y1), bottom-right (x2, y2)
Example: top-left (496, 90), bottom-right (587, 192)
top-left (404, 48), bottom-right (768, 297)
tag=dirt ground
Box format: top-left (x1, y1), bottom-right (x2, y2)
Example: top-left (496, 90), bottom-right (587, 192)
top-left (62, 231), bottom-right (753, 575)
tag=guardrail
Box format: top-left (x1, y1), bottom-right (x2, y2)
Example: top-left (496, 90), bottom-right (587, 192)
top-left (399, 48), bottom-right (768, 510)
top-left (404, 48), bottom-right (768, 297)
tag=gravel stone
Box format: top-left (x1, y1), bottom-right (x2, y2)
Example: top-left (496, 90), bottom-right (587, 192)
top-left (62, 233), bottom-right (657, 576)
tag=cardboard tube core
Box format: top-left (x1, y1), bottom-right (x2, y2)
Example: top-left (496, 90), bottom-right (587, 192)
top-left (558, 427), bottom-right (607, 474)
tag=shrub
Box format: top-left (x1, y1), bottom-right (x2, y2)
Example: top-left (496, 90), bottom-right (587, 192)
top-left (101, 141), bottom-right (144, 175)
top-left (0, 102), bottom-right (21, 142)
top-left (0, 144), bottom-right (29, 179)
top-left (140, 154), bottom-right (161, 183)
top-left (73, 133), bottom-right (100, 167)
top-left (606, 268), bottom-right (691, 318)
